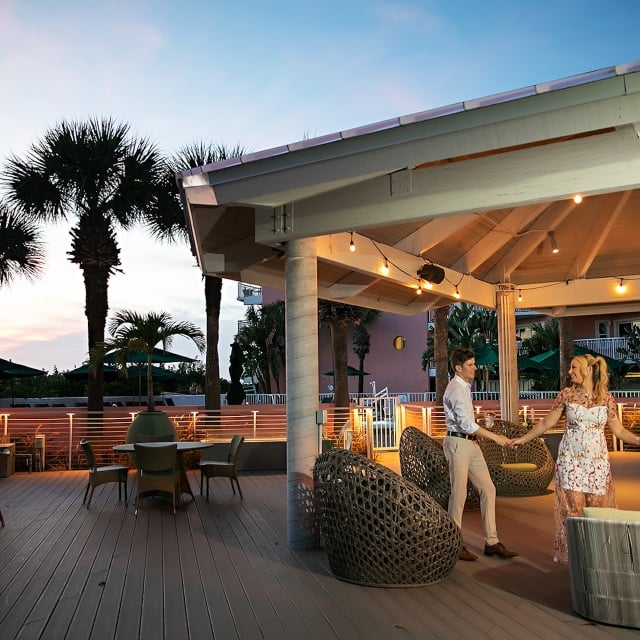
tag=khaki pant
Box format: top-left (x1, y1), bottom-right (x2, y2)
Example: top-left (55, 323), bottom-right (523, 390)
top-left (443, 437), bottom-right (498, 546)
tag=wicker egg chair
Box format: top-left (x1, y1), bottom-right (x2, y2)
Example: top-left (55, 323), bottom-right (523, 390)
top-left (313, 449), bottom-right (462, 587)
top-left (477, 419), bottom-right (555, 496)
top-left (399, 426), bottom-right (480, 511)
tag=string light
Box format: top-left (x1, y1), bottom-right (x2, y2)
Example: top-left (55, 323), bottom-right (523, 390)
top-left (349, 231), bottom-right (356, 252)
top-left (415, 284), bottom-right (422, 295)
top-left (573, 194), bottom-right (583, 204)
top-left (549, 230), bottom-right (559, 254)
top-left (517, 290), bottom-right (523, 302)
top-left (454, 286), bottom-right (461, 299)
top-left (616, 278), bottom-right (627, 294)
top-left (380, 258), bottom-right (389, 276)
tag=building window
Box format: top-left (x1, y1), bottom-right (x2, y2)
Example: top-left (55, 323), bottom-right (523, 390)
top-left (596, 321), bottom-right (610, 339)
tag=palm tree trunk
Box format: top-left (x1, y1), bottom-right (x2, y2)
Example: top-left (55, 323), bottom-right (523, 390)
top-left (204, 275), bottom-right (222, 411)
top-left (83, 265), bottom-right (107, 417)
top-left (146, 357), bottom-right (154, 409)
top-left (559, 316), bottom-right (574, 389)
top-left (434, 306), bottom-right (449, 405)
top-left (331, 320), bottom-right (350, 408)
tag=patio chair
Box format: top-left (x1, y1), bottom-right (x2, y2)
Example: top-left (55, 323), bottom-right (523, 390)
top-left (313, 449), bottom-right (462, 587)
top-left (399, 426), bottom-right (480, 510)
top-left (477, 419), bottom-right (554, 496)
top-left (134, 443), bottom-right (180, 514)
top-left (199, 434), bottom-right (244, 501)
top-left (80, 439), bottom-right (129, 509)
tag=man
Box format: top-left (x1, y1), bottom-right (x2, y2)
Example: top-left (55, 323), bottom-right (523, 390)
top-left (443, 347), bottom-right (518, 561)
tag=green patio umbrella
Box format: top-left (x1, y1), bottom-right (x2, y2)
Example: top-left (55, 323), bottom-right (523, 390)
top-left (0, 357), bottom-right (46, 379)
top-left (103, 347), bottom-right (196, 364)
top-left (531, 345), bottom-right (625, 371)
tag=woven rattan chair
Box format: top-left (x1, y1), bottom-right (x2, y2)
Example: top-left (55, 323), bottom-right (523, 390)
top-left (399, 426), bottom-right (480, 510)
top-left (199, 435), bottom-right (244, 501)
top-left (134, 443), bottom-right (180, 514)
top-left (567, 514), bottom-right (640, 628)
top-left (80, 439), bottom-right (129, 509)
top-left (313, 449), bottom-right (462, 587)
top-left (477, 419), bottom-right (554, 496)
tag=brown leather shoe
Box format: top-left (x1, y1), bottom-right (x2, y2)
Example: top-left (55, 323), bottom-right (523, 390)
top-left (484, 542), bottom-right (518, 558)
top-left (459, 546), bottom-right (478, 561)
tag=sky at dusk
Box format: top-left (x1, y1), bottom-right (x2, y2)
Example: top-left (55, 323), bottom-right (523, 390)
top-left (1, 0), bottom-right (640, 373)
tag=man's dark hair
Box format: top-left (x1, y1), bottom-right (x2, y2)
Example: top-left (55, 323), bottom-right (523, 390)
top-left (450, 347), bottom-right (475, 370)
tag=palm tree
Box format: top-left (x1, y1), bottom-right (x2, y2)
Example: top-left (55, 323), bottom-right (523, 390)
top-left (236, 300), bottom-right (286, 393)
top-left (3, 118), bottom-right (165, 413)
top-left (318, 301), bottom-right (370, 408)
top-left (95, 310), bottom-right (205, 410)
top-left (0, 199), bottom-right (44, 287)
top-left (144, 142), bottom-right (247, 411)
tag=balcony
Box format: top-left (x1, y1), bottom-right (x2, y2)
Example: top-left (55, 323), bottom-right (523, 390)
top-left (574, 337), bottom-right (636, 361)
top-left (237, 282), bottom-right (262, 305)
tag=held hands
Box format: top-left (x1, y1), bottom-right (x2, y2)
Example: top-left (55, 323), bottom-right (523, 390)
top-left (508, 436), bottom-right (526, 449)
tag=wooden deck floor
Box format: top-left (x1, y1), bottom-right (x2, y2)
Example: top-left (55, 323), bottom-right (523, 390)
top-left (1, 453), bottom-right (640, 640)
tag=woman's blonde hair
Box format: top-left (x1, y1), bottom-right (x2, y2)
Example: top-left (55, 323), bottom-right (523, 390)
top-left (572, 354), bottom-right (609, 404)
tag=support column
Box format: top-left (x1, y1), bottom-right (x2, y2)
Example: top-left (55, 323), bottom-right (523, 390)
top-left (496, 285), bottom-right (519, 422)
top-left (285, 238), bottom-right (319, 549)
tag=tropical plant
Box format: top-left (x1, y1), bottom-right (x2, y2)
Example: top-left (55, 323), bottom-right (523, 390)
top-left (318, 301), bottom-right (371, 407)
top-left (0, 199), bottom-right (45, 288)
top-left (144, 142), bottom-right (247, 412)
top-left (236, 300), bottom-right (285, 393)
top-left (519, 318), bottom-right (560, 390)
top-left (94, 310), bottom-right (205, 410)
top-left (3, 118), bottom-right (166, 413)
top-left (423, 303), bottom-right (498, 399)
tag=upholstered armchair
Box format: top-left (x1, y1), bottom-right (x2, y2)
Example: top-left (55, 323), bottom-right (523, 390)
top-left (313, 448), bottom-right (462, 587)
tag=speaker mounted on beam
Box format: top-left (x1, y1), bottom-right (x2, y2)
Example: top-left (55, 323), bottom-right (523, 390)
top-left (417, 262), bottom-right (445, 284)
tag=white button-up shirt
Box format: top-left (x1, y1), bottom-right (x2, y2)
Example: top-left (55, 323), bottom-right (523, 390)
top-left (443, 374), bottom-right (479, 435)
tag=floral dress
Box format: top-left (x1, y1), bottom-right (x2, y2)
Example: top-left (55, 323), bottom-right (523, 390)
top-left (552, 385), bottom-right (617, 562)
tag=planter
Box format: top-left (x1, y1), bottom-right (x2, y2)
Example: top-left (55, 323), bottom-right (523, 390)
top-left (126, 410), bottom-right (178, 443)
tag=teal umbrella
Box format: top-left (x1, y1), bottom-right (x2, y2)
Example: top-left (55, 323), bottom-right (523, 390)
top-left (103, 347), bottom-right (195, 364)
top-left (0, 357), bottom-right (45, 379)
top-left (532, 345), bottom-right (625, 370)
top-left (473, 343), bottom-right (499, 366)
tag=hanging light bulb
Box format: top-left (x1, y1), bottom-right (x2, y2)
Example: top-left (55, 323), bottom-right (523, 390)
top-left (349, 231), bottom-right (356, 252)
top-left (573, 194), bottom-right (583, 204)
top-left (517, 290), bottom-right (523, 303)
top-left (549, 230), bottom-right (559, 254)
top-left (381, 258), bottom-right (389, 276)
top-left (454, 286), bottom-right (461, 299)
top-left (616, 278), bottom-right (627, 294)
top-left (415, 284), bottom-right (422, 295)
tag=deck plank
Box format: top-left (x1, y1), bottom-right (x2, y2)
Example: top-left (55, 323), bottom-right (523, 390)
top-left (1, 456), bottom-right (640, 639)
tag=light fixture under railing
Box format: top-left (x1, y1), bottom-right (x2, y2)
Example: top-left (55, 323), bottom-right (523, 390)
top-left (549, 230), bottom-right (559, 254)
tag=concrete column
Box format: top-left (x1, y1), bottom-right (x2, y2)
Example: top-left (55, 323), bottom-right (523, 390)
top-left (496, 285), bottom-right (519, 422)
top-left (285, 237), bottom-right (319, 549)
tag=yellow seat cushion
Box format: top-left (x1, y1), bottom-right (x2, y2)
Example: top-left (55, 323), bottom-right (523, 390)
top-left (582, 507), bottom-right (640, 521)
top-left (499, 463), bottom-right (538, 472)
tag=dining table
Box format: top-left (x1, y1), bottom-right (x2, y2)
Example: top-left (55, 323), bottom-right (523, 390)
top-left (113, 441), bottom-right (214, 504)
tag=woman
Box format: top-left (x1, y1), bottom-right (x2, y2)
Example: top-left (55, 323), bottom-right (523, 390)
top-left (511, 354), bottom-right (640, 562)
